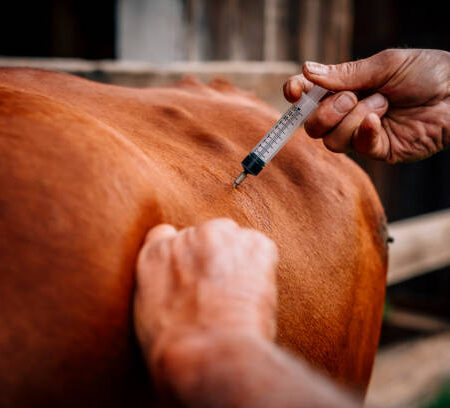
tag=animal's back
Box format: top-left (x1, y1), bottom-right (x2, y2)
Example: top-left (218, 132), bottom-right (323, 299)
top-left (0, 68), bottom-right (387, 407)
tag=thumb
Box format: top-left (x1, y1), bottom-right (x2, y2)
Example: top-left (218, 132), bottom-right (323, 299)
top-left (303, 49), bottom-right (407, 91)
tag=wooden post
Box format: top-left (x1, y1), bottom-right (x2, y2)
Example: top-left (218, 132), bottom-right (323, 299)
top-left (117, 0), bottom-right (186, 62)
top-left (387, 209), bottom-right (450, 285)
top-left (228, 0), bottom-right (245, 60)
top-left (297, 0), bottom-right (322, 63)
top-left (322, 0), bottom-right (353, 63)
top-left (298, 0), bottom-right (353, 64)
top-left (264, 0), bottom-right (290, 61)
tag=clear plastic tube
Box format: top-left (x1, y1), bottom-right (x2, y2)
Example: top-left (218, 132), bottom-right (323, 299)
top-left (233, 85), bottom-right (327, 187)
top-left (251, 85), bottom-right (327, 164)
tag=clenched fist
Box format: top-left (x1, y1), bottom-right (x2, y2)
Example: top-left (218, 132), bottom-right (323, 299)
top-left (134, 218), bottom-right (278, 362)
top-left (133, 219), bottom-right (358, 408)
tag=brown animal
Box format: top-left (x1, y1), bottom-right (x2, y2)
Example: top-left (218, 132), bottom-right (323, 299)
top-left (0, 68), bottom-right (388, 407)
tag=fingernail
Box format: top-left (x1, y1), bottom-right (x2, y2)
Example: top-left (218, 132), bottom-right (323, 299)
top-left (365, 93), bottom-right (387, 109)
top-left (305, 61), bottom-right (330, 75)
top-left (334, 93), bottom-right (356, 113)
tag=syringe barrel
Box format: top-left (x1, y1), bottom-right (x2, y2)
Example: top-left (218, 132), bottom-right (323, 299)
top-left (250, 92), bottom-right (320, 165)
top-left (238, 85), bottom-right (326, 184)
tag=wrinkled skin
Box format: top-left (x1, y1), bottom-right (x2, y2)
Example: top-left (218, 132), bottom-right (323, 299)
top-left (0, 68), bottom-right (388, 407)
top-left (284, 49), bottom-right (450, 163)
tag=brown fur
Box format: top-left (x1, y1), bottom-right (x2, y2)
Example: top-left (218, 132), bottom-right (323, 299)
top-left (0, 68), bottom-right (387, 407)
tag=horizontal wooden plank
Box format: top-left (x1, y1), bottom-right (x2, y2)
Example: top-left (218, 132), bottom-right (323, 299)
top-left (387, 208), bottom-right (450, 285)
top-left (385, 307), bottom-right (450, 332)
top-left (366, 332), bottom-right (450, 408)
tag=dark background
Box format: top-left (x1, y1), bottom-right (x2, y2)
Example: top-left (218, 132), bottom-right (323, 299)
top-left (352, 0), bottom-right (450, 222)
top-left (0, 1), bottom-right (116, 59)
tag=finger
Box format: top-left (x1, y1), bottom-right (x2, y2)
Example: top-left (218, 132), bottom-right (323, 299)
top-left (283, 74), bottom-right (314, 103)
top-left (196, 218), bottom-right (240, 254)
top-left (352, 112), bottom-right (391, 161)
top-left (138, 224), bottom-right (178, 278)
top-left (302, 49), bottom-right (408, 91)
top-left (243, 229), bottom-right (279, 266)
top-left (239, 229), bottom-right (278, 340)
top-left (200, 218), bottom-right (239, 233)
top-left (304, 91), bottom-right (358, 139)
top-left (144, 224), bottom-right (178, 248)
top-left (137, 225), bottom-right (178, 302)
top-left (238, 229), bottom-right (278, 289)
top-left (322, 93), bottom-right (389, 153)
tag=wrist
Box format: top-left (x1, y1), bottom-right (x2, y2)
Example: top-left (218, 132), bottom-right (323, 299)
top-left (148, 328), bottom-right (265, 392)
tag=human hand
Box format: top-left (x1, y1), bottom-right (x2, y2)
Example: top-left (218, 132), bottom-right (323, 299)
top-left (134, 218), bottom-right (278, 362)
top-left (133, 220), bottom-right (358, 408)
top-left (284, 49), bottom-right (450, 163)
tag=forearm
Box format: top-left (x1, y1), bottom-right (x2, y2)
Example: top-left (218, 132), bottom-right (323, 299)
top-left (148, 330), bottom-right (358, 408)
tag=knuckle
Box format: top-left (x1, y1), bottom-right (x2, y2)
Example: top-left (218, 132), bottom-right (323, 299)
top-left (339, 61), bottom-right (356, 76)
top-left (380, 48), bottom-right (399, 62)
top-left (243, 228), bottom-right (266, 244)
top-left (201, 218), bottom-right (237, 233)
top-left (378, 48), bottom-right (409, 68)
top-left (386, 155), bottom-right (400, 164)
top-left (256, 231), bottom-right (275, 251)
top-left (197, 218), bottom-right (240, 250)
top-left (315, 105), bottom-right (333, 125)
top-left (245, 229), bottom-right (278, 262)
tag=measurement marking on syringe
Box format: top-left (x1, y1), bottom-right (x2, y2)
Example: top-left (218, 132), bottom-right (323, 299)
top-left (234, 85), bottom-right (327, 188)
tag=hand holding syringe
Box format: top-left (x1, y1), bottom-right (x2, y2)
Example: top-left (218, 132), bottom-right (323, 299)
top-left (283, 50), bottom-right (450, 164)
top-left (233, 85), bottom-right (328, 188)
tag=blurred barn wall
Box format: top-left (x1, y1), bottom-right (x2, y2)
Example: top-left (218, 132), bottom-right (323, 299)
top-left (116, 0), bottom-right (353, 64)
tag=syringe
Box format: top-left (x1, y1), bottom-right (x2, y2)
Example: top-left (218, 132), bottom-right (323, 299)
top-left (233, 85), bottom-right (328, 188)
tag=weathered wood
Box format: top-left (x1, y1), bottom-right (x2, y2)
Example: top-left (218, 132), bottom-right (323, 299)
top-left (203, 0), bottom-right (264, 61)
top-left (366, 332), bottom-right (450, 408)
top-left (116, 0), bottom-right (187, 62)
top-left (387, 209), bottom-right (450, 285)
top-left (238, 0), bottom-right (265, 60)
top-left (115, 0), bottom-right (353, 64)
top-left (298, 0), bottom-right (322, 63)
top-left (322, 0), bottom-right (353, 63)
top-left (385, 307), bottom-right (450, 333)
top-left (185, 0), bottom-right (204, 61)
top-left (298, 0), bottom-right (353, 64)
top-left (264, 0), bottom-right (290, 61)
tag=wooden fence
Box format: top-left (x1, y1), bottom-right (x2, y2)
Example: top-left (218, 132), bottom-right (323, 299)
top-left (387, 208), bottom-right (450, 285)
top-left (117, 0), bottom-right (353, 64)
